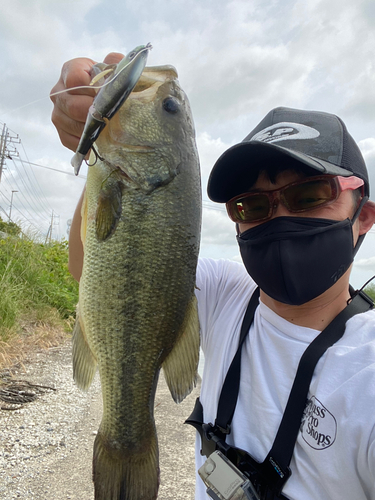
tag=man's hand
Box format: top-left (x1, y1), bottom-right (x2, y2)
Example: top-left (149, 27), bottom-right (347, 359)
top-left (50, 52), bottom-right (124, 152)
top-left (51, 52), bottom-right (124, 281)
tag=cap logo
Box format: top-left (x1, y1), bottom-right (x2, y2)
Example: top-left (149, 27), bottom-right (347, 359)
top-left (250, 122), bottom-right (320, 144)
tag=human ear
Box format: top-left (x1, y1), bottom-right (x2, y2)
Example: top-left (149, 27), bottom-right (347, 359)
top-left (358, 200), bottom-right (375, 235)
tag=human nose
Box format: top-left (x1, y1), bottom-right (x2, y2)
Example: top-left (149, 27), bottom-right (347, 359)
top-left (269, 194), bottom-right (291, 219)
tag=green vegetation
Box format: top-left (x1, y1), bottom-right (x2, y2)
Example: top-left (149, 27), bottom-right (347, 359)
top-left (0, 217), bottom-right (21, 237)
top-left (364, 283), bottom-right (375, 302)
top-left (0, 222), bottom-right (78, 341)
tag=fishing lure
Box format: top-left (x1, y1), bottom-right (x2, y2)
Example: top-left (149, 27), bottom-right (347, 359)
top-left (71, 43), bottom-right (152, 175)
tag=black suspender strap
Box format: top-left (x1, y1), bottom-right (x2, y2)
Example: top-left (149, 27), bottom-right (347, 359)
top-left (265, 288), bottom-right (374, 483)
top-left (214, 287), bottom-right (260, 433)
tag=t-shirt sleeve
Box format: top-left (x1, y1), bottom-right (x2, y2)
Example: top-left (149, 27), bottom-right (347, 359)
top-left (195, 258), bottom-right (256, 352)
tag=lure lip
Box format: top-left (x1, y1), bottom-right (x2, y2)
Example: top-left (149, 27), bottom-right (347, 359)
top-left (71, 43), bottom-right (152, 176)
top-left (71, 152), bottom-right (86, 175)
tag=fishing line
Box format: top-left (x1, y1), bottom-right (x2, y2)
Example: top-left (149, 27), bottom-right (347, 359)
top-left (50, 43), bottom-right (152, 98)
top-left (0, 43), bottom-right (152, 118)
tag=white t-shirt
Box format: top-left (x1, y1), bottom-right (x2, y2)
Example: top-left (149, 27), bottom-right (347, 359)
top-left (194, 258), bottom-right (375, 500)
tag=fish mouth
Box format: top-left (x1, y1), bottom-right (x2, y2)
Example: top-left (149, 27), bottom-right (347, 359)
top-left (100, 65), bottom-right (179, 155)
top-left (130, 65), bottom-right (178, 101)
top-left (109, 65), bottom-right (179, 151)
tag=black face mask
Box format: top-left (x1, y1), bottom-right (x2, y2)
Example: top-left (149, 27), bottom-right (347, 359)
top-left (237, 216), bottom-right (362, 305)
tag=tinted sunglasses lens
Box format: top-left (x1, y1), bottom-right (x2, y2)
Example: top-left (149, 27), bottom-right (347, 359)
top-left (284, 179), bottom-right (335, 211)
top-left (230, 193), bottom-right (270, 222)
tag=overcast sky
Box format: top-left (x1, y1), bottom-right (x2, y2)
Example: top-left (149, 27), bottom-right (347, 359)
top-left (0, 0), bottom-right (374, 288)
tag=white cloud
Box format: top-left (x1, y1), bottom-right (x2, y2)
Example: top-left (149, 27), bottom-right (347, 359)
top-left (359, 138), bottom-right (375, 156)
top-left (1, 0), bottom-right (375, 249)
top-left (202, 207), bottom-right (235, 245)
top-left (196, 132), bottom-right (232, 194)
top-left (358, 139), bottom-right (375, 201)
top-left (354, 256), bottom-right (375, 270)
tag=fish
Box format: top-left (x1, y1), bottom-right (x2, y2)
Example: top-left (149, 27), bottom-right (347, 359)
top-left (71, 43), bottom-right (152, 175)
top-left (72, 64), bottom-right (201, 500)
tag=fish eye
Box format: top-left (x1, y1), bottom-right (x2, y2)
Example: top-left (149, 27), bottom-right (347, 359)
top-left (162, 97), bottom-right (180, 114)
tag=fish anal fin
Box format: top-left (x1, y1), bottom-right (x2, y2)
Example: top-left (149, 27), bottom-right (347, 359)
top-left (162, 295), bottom-right (200, 403)
top-left (95, 180), bottom-right (123, 241)
top-left (72, 310), bottom-right (97, 390)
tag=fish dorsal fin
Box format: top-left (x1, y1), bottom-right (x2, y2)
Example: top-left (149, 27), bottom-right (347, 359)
top-left (162, 294), bottom-right (200, 403)
top-left (95, 179), bottom-right (123, 241)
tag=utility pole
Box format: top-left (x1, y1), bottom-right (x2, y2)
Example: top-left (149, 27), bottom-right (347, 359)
top-left (9, 190), bottom-right (18, 222)
top-left (45, 210), bottom-right (57, 244)
top-left (0, 123), bottom-right (20, 183)
top-left (50, 211), bottom-right (54, 243)
top-left (66, 218), bottom-right (72, 237)
top-left (45, 225), bottom-right (51, 245)
top-left (0, 124), bottom-right (6, 182)
top-left (54, 213), bottom-right (60, 241)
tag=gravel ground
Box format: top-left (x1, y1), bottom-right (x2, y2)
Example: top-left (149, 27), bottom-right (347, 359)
top-left (0, 342), bottom-right (201, 499)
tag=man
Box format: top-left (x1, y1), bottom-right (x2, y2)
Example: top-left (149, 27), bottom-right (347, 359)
top-left (51, 55), bottom-right (375, 500)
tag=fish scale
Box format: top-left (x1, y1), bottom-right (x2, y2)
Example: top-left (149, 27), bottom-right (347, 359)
top-left (72, 65), bottom-right (201, 500)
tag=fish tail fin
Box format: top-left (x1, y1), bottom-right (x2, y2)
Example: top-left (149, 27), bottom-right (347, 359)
top-left (93, 431), bottom-right (159, 500)
top-left (162, 295), bottom-right (200, 403)
top-left (72, 311), bottom-right (97, 390)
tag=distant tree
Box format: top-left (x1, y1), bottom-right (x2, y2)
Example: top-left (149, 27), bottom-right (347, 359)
top-left (365, 283), bottom-right (375, 302)
top-left (0, 216), bottom-right (21, 236)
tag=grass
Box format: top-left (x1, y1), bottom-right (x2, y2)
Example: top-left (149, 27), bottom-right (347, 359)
top-left (364, 283), bottom-right (375, 302)
top-left (0, 229), bottom-right (78, 369)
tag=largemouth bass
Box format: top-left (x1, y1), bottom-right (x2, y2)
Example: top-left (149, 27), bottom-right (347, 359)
top-left (72, 65), bottom-right (201, 500)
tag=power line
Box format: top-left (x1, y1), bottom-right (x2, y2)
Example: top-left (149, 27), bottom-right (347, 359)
top-left (7, 160), bottom-right (51, 223)
top-left (1, 169), bottom-right (50, 232)
top-left (0, 123), bottom-right (59, 238)
top-left (16, 143), bottom-right (54, 215)
top-left (12, 156), bottom-right (87, 179)
top-left (202, 200), bottom-right (226, 212)
top-left (0, 188), bottom-right (46, 235)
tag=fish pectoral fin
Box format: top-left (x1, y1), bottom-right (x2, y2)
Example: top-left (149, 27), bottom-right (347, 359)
top-left (95, 180), bottom-right (123, 241)
top-left (162, 295), bottom-right (200, 403)
top-left (72, 309), bottom-right (97, 390)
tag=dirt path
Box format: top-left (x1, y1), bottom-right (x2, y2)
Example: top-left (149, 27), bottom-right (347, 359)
top-left (0, 342), bottom-right (200, 499)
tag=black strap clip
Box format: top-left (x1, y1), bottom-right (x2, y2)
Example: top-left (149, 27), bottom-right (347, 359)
top-left (214, 422), bottom-right (231, 435)
top-left (202, 422), bottom-right (231, 457)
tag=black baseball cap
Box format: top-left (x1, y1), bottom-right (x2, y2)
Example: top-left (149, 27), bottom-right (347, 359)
top-left (208, 107), bottom-right (370, 202)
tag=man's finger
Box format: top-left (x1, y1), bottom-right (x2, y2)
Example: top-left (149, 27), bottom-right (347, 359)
top-left (62, 58), bottom-right (97, 96)
top-left (103, 52), bottom-right (125, 65)
top-left (54, 93), bottom-right (95, 123)
top-left (51, 107), bottom-right (85, 152)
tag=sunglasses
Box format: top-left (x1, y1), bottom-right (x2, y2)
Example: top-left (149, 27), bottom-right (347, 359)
top-left (226, 175), bottom-right (365, 224)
